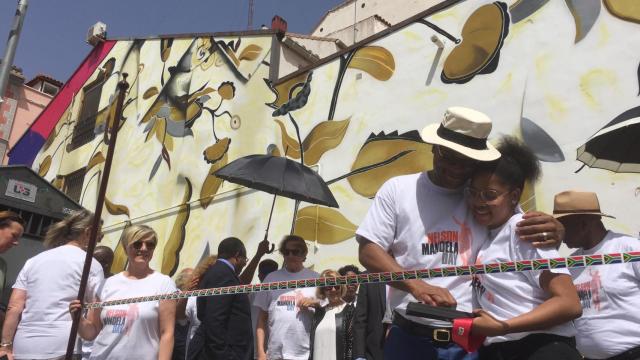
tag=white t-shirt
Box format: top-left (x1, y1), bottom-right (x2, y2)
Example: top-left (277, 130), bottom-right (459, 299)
top-left (313, 303), bottom-right (346, 360)
top-left (356, 173), bottom-right (486, 326)
top-left (88, 271), bottom-right (177, 360)
top-left (253, 267), bottom-right (319, 360)
top-left (473, 213), bottom-right (576, 344)
top-left (12, 245), bottom-right (104, 359)
top-left (184, 296), bottom-right (200, 359)
top-left (570, 231), bottom-right (640, 359)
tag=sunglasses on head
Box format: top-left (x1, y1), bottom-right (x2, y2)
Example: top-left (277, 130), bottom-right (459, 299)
top-left (131, 240), bottom-right (156, 250)
top-left (465, 187), bottom-right (508, 202)
top-left (281, 248), bottom-right (303, 256)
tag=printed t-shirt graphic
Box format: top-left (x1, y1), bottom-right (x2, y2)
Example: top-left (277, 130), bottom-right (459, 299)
top-left (570, 231), bottom-right (640, 359)
top-left (356, 173), bottom-right (486, 326)
top-left (253, 267), bottom-right (319, 360)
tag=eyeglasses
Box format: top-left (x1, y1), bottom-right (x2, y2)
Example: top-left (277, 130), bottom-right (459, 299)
top-left (131, 240), bottom-right (157, 250)
top-left (436, 146), bottom-right (477, 166)
top-left (281, 248), bottom-right (303, 256)
top-left (323, 285), bottom-right (341, 291)
top-left (465, 187), bottom-right (508, 202)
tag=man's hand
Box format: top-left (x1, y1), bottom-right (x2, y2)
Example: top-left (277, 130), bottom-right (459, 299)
top-left (407, 280), bottom-right (456, 307)
top-left (257, 238), bottom-right (275, 256)
top-left (516, 211), bottom-right (565, 248)
top-left (471, 309), bottom-right (509, 337)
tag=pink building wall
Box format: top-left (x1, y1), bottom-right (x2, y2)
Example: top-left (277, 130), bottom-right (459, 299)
top-left (0, 74), bottom-right (54, 164)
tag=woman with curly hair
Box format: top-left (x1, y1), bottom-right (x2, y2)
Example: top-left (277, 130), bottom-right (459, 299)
top-left (467, 136), bottom-right (582, 359)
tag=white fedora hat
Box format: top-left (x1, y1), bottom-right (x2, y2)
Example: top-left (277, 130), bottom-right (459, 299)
top-left (421, 106), bottom-right (501, 161)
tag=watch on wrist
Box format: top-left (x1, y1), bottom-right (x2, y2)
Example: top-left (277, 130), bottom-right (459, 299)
top-left (0, 341), bottom-right (12, 347)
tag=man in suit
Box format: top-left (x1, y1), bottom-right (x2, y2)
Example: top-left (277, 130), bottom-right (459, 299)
top-left (353, 279), bottom-right (387, 360)
top-left (188, 237), bottom-right (253, 360)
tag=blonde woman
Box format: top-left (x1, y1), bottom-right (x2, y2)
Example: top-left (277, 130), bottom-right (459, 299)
top-left (70, 225), bottom-right (177, 360)
top-left (0, 210), bottom-right (104, 360)
top-left (308, 269), bottom-right (356, 360)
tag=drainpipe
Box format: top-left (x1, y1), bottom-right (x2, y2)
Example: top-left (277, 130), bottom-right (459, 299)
top-left (0, 0), bottom-right (28, 105)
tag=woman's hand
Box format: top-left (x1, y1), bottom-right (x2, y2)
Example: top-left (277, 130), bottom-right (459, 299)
top-left (0, 346), bottom-right (14, 360)
top-left (69, 299), bottom-right (83, 315)
top-left (471, 309), bottom-right (509, 337)
top-left (297, 297), bottom-right (320, 311)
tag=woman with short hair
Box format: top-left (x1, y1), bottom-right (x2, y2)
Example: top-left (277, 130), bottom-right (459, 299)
top-left (70, 224), bottom-right (177, 360)
top-left (0, 210), bottom-right (104, 360)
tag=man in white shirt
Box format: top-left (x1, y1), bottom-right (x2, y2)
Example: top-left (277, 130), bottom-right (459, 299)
top-left (254, 235), bottom-right (319, 360)
top-left (357, 107), bottom-right (565, 360)
top-left (554, 190), bottom-right (640, 360)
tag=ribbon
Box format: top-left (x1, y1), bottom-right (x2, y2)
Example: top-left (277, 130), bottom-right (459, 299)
top-left (84, 251), bottom-right (640, 309)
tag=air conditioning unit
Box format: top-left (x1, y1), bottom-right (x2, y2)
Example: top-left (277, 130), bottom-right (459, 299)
top-left (86, 22), bottom-right (107, 46)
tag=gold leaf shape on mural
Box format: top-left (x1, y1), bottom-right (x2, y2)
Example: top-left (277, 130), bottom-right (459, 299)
top-left (509, 0), bottom-right (549, 23)
top-left (38, 155), bottom-right (52, 177)
top-left (162, 178), bottom-right (192, 276)
top-left (217, 81), bottom-right (236, 100)
top-left (238, 44), bottom-right (263, 62)
top-left (441, 2), bottom-right (510, 84)
top-left (200, 153), bottom-right (228, 209)
top-left (105, 198), bottom-right (130, 217)
top-left (347, 131), bottom-right (432, 198)
top-left (87, 152), bottom-right (106, 171)
top-left (160, 38), bottom-right (173, 62)
top-left (301, 118), bottom-right (351, 165)
top-left (519, 180), bottom-right (536, 212)
top-left (604, 0), bottom-right (640, 24)
top-left (143, 87), bottom-right (159, 100)
top-left (274, 119), bottom-right (302, 159)
top-left (52, 176), bottom-right (64, 190)
top-left (565, 0), bottom-right (601, 43)
top-left (111, 222), bottom-right (130, 274)
top-left (347, 46), bottom-right (395, 81)
top-left (265, 72), bottom-right (309, 110)
top-left (188, 87), bottom-right (216, 103)
top-left (293, 206), bottom-right (357, 245)
top-left (203, 138), bottom-right (231, 164)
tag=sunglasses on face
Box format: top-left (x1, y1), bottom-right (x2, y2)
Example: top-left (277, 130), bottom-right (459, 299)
top-left (323, 285), bottom-right (341, 291)
top-left (465, 187), bottom-right (508, 202)
top-left (281, 248), bottom-right (303, 256)
top-left (436, 146), bottom-right (476, 166)
top-left (131, 240), bottom-right (157, 250)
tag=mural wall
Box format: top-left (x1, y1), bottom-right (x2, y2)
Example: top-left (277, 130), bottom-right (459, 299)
top-left (14, 0), bottom-right (640, 277)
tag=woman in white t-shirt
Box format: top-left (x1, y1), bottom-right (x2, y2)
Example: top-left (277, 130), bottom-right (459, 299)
top-left (466, 136), bottom-right (582, 360)
top-left (70, 224), bottom-right (177, 360)
top-left (308, 269), bottom-right (355, 360)
top-left (0, 210), bottom-right (104, 360)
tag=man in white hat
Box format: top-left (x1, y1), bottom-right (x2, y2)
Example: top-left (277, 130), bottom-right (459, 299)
top-left (554, 190), bottom-right (640, 360)
top-left (356, 107), bottom-right (564, 360)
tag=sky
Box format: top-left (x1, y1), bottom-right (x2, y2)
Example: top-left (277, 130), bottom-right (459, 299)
top-left (0, 0), bottom-right (344, 82)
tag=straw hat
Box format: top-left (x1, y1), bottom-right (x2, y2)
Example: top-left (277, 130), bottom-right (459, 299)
top-left (421, 107), bottom-right (500, 161)
top-left (553, 190), bottom-right (615, 219)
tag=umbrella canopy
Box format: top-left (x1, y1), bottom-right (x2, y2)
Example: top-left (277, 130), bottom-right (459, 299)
top-left (215, 154), bottom-right (339, 208)
top-left (577, 105), bottom-right (640, 173)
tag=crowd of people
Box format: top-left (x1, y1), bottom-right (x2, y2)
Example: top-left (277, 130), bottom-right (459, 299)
top-left (0, 106), bottom-right (638, 360)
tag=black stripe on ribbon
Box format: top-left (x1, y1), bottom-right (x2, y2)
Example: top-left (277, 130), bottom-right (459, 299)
top-left (436, 125), bottom-right (488, 150)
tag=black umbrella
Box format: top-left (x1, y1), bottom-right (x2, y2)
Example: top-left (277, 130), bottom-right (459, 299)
top-left (215, 154), bottom-right (339, 208)
top-left (577, 105), bottom-right (640, 173)
top-left (214, 114), bottom-right (338, 247)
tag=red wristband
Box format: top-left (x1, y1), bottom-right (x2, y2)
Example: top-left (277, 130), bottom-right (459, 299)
top-left (452, 317), bottom-right (485, 353)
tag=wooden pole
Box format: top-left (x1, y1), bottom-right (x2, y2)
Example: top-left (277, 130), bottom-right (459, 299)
top-left (64, 74), bottom-right (129, 359)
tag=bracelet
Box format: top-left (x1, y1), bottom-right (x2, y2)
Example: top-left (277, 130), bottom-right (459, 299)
top-left (0, 341), bottom-right (12, 347)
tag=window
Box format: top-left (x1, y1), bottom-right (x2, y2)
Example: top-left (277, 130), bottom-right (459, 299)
top-left (62, 168), bottom-right (86, 203)
top-left (69, 76), bottom-right (105, 150)
top-left (0, 205), bottom-right (57, 238)
top-left (42, 82), bottom-right (60, 96)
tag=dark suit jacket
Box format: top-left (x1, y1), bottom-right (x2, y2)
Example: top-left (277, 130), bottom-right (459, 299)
top-left (353, 281), bottom-right (386, 360)
top-left (187, 260), bottom-right (253, 360)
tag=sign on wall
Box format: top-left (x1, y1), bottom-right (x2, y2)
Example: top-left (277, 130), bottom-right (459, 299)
top-left (5, 179), bottom-right (37, 203)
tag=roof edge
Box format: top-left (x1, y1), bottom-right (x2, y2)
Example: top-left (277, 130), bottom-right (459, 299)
top-left (276, 0), bottom-right (463, 85)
